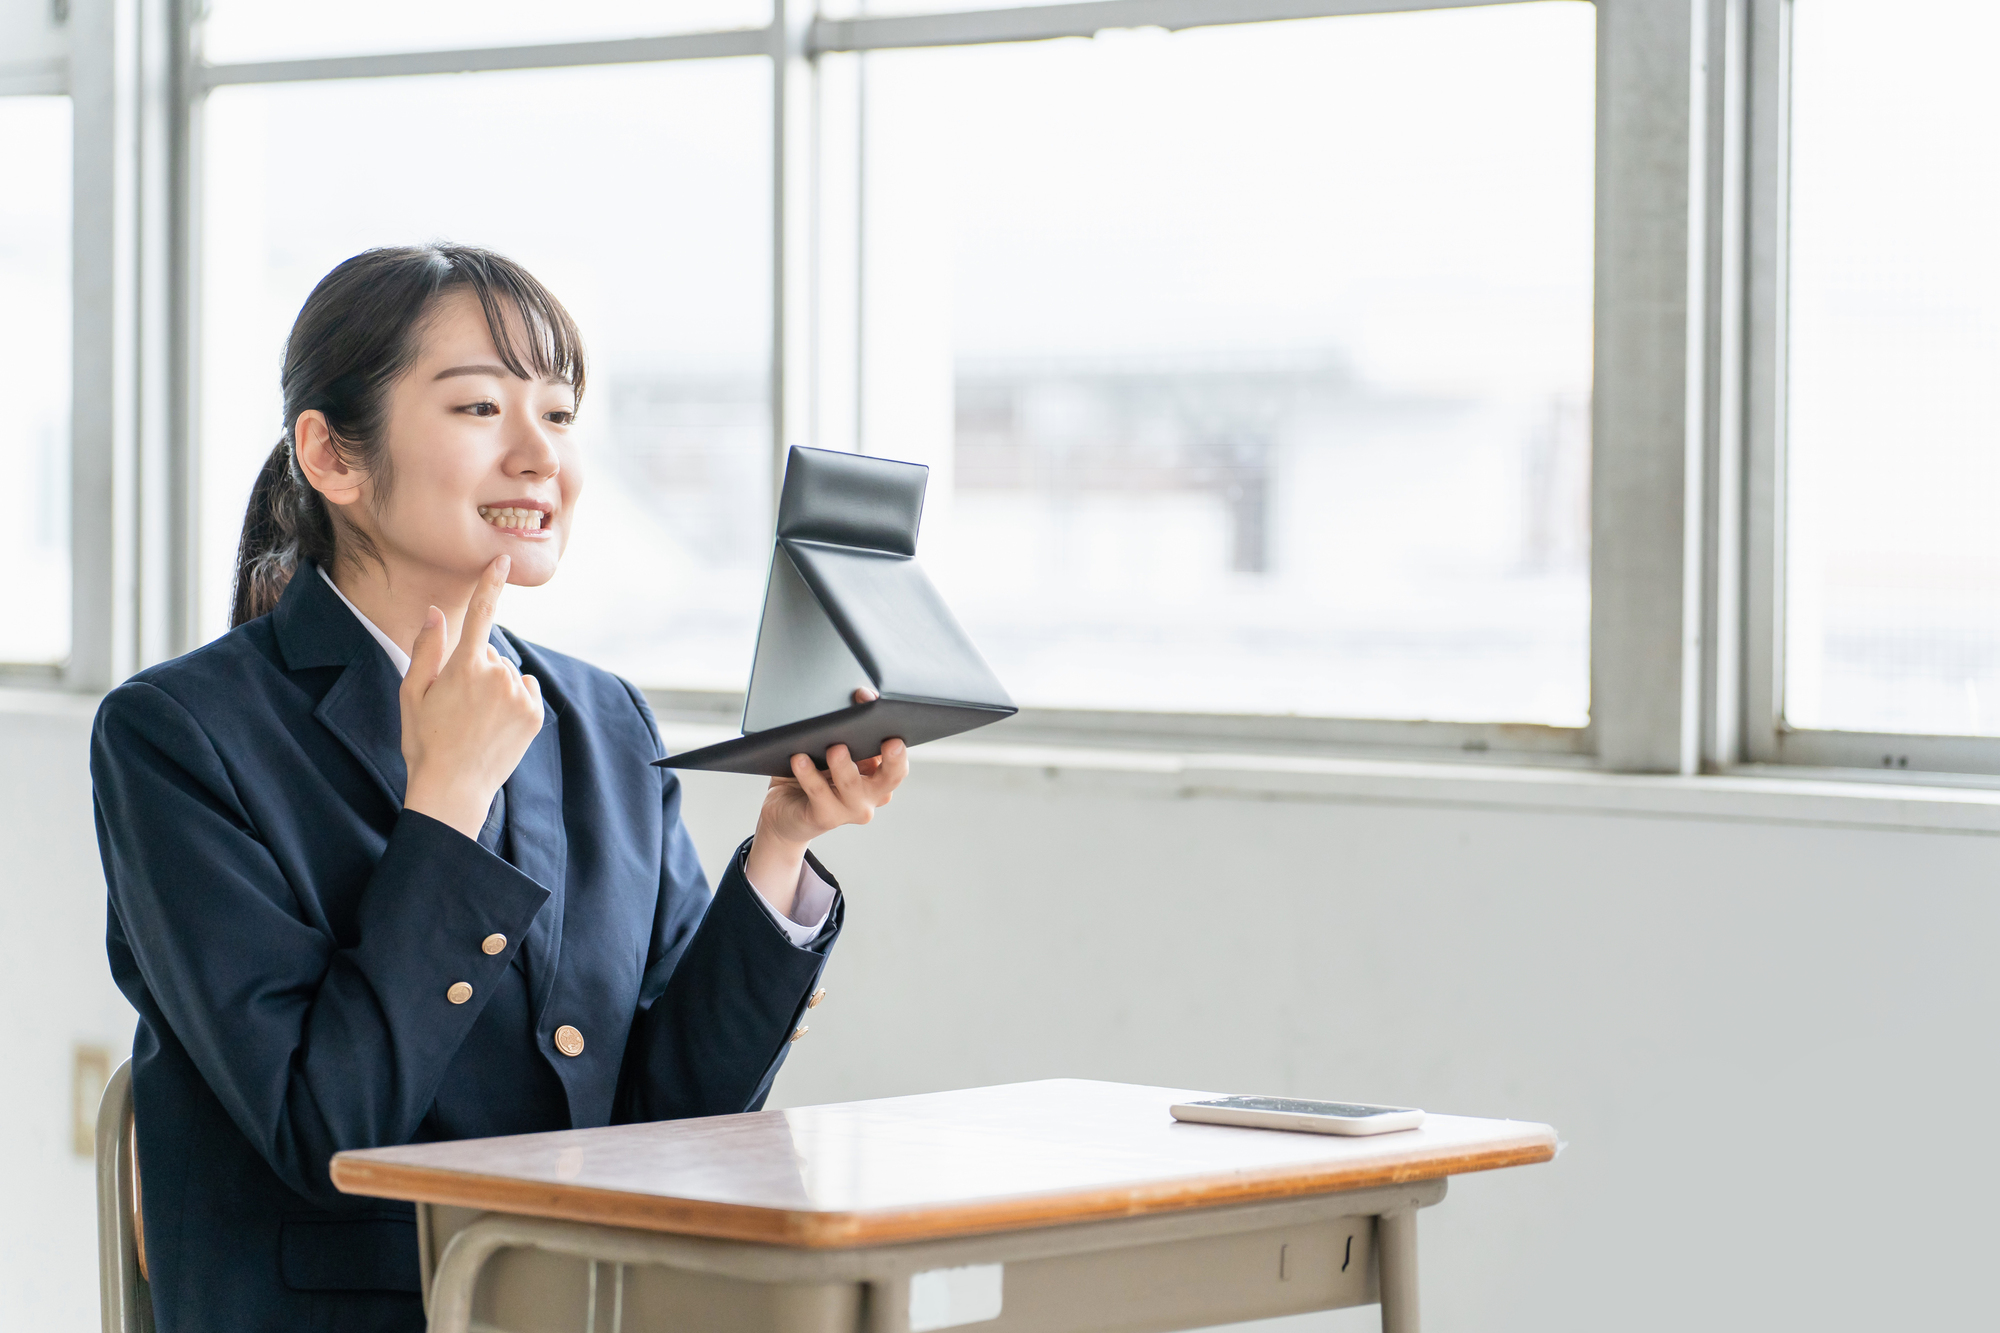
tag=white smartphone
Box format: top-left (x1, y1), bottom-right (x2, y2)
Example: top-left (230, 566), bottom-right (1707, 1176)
top-left (1170, 1095), bottom-right (1425, 1137)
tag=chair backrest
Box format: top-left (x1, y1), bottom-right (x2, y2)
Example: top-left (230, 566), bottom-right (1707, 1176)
top-left (96, 1060), bottom-right (154, 1333)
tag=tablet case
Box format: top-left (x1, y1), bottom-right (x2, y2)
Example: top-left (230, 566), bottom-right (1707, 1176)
top-left (656, 446), bottom-right (1017, 776)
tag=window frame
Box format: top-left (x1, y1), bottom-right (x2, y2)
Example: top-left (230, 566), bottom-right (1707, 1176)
top-left (58, 0), bottom-right (1967, 781)
top-left (1731, 0), bottom-right (2000, 778)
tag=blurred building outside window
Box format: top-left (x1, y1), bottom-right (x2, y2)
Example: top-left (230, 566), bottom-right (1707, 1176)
top-left (862, 6), bottom-right (1595, 724)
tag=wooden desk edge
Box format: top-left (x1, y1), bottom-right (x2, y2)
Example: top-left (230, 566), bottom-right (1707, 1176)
top-left (331, 1131), bottom-right (1556, 1250)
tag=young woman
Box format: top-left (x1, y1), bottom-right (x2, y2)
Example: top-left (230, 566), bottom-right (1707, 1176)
top-left (90, 245), bottom-right (907, 1333)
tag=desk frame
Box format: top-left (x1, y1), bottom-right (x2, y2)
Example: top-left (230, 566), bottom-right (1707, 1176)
top-left (419, 1180), bottom-right (1445, 1333)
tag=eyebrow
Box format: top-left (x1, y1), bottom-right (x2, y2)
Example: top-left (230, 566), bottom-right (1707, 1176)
top-left (433, 363), bottom-right (574, 387)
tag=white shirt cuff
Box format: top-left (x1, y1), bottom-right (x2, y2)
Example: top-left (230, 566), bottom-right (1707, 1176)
top-left (750, 859), bottom-right (836, 947)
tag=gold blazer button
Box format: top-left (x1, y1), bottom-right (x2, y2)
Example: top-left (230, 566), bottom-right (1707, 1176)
top-left (446, 982), bottom-right (473, 1005)
top-left (481, 933), bottom-right (508, 956)
top-left (789, 1025), bottom-right (809, 1043)
top-left (807, 988), bottom-right (827, 1009)
top-left (554, 1025), bottom-right (586, 1057)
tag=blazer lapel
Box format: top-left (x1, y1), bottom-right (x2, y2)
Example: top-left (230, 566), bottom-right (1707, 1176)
top-left (313, 656), bottom-right (411, 812)
top-left (274, 570), bottom-right (570, 1013)
top-left (496, 634), bottom-right (569, 1020)
top-left (271, 567), bottom-right (409, 811)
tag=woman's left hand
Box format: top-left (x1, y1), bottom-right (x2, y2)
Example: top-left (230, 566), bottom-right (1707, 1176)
top-left (744, 688), bottom-right (909, 918)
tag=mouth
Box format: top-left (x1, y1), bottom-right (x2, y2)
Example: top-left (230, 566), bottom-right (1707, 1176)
top-left (478, 501), bottom-right (553, 534)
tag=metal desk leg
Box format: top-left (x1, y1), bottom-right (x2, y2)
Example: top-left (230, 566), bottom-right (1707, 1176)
top-left (429, 1222), bottom-right (513, 1333)
top-left (1377, 1206), bottom-right (1419, 1333)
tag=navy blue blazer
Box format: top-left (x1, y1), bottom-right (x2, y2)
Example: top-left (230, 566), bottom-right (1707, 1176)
top-left (92, 568), bottom-right (841, 1333)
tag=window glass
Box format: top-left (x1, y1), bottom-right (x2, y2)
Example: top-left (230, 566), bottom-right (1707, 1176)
top-left (861, 5), bottom-right (1594, 722)
top-left (199, 1), bottom-right (768, 65)
top-left (1786, 0), bottom-right (2000, 736)
top-left (201, 60), bottom-right (771, 688)
top-left (0, 96), bottom-right (72, 667)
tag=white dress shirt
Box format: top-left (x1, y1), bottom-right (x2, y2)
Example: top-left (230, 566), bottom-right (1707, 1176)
top-left (316, 566), bottom-right (834, 945)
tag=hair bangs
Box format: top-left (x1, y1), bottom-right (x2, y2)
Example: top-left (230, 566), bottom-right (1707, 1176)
top-left (441, 246), bottom-right (587, 406)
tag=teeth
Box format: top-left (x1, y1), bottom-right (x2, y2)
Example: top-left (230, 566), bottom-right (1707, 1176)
top-left (478, 506), bottom-right (546, 530)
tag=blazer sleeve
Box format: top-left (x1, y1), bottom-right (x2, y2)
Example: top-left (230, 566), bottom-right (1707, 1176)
top-left (614, 701), bottom-right (842, 1124)
top-left (92, 681), bottom-right (553, 1207)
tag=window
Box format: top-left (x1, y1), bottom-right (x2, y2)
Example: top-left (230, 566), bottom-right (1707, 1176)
top-left (859, 5), bottom-right (1595, 722)
top-left (1782, 0), bottom-right (2000, 740)
top-left (198, 59), bottom-right (773, 687)
top-left (0, 95), bottom-right (71, 668)
top-left (44, 0), bottom-right (1999, 778)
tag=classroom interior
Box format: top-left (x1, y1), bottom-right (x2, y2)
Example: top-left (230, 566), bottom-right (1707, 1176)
top-left (5, 0), bottom-right (1997, 1329)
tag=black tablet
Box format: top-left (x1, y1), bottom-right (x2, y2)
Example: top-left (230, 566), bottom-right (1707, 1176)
top-left (660, 697), bottom-right (1017, 778)
top-left (656, 447), bottom-right (1016, 775)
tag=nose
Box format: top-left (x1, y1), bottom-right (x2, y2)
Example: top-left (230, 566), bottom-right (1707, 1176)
top-left (504, 410), bottom-right (561, 482)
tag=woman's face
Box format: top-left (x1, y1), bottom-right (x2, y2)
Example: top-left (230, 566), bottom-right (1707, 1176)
top-left (360, 288), bottom-right (583, 589)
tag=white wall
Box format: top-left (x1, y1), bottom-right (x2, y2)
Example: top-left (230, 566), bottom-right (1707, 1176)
top-left (8, 697), bottom-right (1998, 1331)
top-left (2, 695), bottom-right (136, 1333)
top-left (673, 742), bottom-right (2000, 1333)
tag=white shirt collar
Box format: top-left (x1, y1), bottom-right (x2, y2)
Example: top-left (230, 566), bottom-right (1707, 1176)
top-left (317, 565), bottom-right (413, 678)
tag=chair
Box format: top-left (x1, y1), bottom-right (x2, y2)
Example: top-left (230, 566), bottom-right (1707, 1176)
top-left (96, 1060), bottom-right (155, 1333)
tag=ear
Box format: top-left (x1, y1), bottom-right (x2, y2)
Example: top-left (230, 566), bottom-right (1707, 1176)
top-left (293, 410), bottom-right (369, 508)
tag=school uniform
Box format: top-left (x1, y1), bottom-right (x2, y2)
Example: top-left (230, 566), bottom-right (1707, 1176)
top-left (91, 565), bottom-right (841, 1333)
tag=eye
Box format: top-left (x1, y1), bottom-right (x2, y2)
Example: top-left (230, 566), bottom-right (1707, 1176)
top-left (459, 400), bottom-right (500, 418)
top-left (544, 410), bottom-right (576, 426)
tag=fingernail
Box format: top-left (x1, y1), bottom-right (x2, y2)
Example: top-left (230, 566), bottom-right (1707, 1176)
top-left (496, 555), bottom-right (511, 576)
top-left (425, 607), bottom-right (444, 629)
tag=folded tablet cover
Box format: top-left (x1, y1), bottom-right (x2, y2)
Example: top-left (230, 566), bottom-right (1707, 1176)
top-left (657, 447), bottom-right (1017, 776)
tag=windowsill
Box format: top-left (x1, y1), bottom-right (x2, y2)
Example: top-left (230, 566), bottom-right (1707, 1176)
top-left (13, 684), bottom-right (1998, 835)
top-left (652, 716), bottom-right (2000, 836)
top-left (0, 685), bottom-right (97, 718)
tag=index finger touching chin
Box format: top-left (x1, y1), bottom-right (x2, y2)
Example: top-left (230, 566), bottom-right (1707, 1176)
top-left (458, 555), bottom-right (510, 652)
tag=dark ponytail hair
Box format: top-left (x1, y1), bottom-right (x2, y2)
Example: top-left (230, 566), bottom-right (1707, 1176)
top-left (230, 244), bottom-right (586, 627)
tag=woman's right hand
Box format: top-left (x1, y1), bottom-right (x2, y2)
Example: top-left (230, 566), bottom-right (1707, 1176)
top-left (400, 555), bottom-right (545, 840)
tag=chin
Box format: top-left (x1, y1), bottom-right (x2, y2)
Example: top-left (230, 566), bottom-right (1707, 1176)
top-left (505, 554), bottom-right (562, 587)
